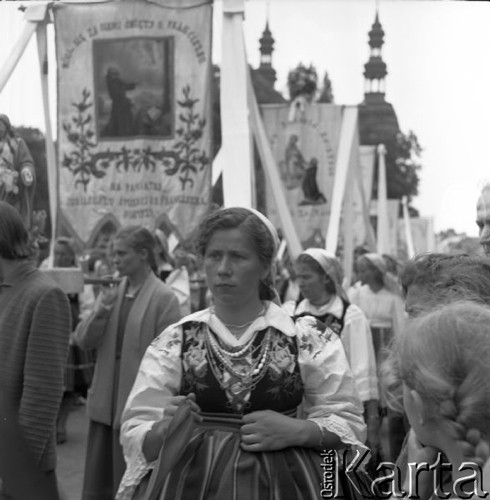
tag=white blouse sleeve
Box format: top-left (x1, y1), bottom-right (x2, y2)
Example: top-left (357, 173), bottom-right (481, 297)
top-left (117, 325), bottom-right (183, 500)
top-left (341, 305), bottom-right (379, 402)
top-left (295, 316), bottom-right (367, 449)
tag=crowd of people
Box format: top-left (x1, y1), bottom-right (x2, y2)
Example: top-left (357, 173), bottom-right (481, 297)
top-left (0, 186), bottom-right (490, 500)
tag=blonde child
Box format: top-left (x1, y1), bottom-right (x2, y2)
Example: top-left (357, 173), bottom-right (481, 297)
top-left (391, 301), bottom-right (490, 498)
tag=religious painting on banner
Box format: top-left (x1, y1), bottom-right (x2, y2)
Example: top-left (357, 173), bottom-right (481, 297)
top-left (54, 0), bottom-right (212, 246)
top-left (260, 103), bottom-right (343, 248)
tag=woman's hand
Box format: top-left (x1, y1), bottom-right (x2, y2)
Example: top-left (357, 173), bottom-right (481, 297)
top-left (142, 393), bottom-right (202, 462)
top-left (240, 410), bottom-right (320, 452)
top-left (96, 283), bottom-right (118, 313)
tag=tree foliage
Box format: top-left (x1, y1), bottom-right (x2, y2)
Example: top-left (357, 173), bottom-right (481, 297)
top-left (287, 63), bottom-right (318, 101)
top-left (372, 130), bottom-right (422, 214)
top-left (287, 63), bottom-right (334, 103)
top-left (317, 71), bottom-right (334, 103)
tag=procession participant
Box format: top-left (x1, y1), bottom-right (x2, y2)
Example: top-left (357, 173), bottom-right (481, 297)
top-left (0, 201), bottom-right (71, 499)
top-left (348, 252), bottom-right (406, 462)
top-left (476, 183), bottom-right (490, 256)
top-left (389, 302), bottom-right (490, 499)
top-left (75, 226), bottom-right (180, 500)
top-left (0, 114), bottom-right (36, 228)
top-left (53, 237), bottom-right (95, 444)
top-left (283, 249), bottom-right (379, 441)
top-left (117, 207), bottom-right (367, 500)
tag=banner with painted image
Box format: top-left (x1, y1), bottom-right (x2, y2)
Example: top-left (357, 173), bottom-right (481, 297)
top-left (54, 0), bottom-right (212, 245)
top-left (260, 103), bottom-right (343, 247)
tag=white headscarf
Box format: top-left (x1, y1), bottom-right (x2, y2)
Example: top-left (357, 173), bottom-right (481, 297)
top-left (362, 253), bottom-right (401, 295)
top-left (301, 248), bottom-right (348, 301)
top-left (243, 207), bottom-right (280, 261)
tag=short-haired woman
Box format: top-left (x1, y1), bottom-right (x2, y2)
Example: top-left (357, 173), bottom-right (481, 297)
top-left (75, 225), bottom-right (181, 500)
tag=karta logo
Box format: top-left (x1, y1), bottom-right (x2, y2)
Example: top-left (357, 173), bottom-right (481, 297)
top-left (320, 450), bottom-right (489, 499)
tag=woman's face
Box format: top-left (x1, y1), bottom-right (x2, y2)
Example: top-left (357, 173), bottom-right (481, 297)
top-left (112, 238), bottom-right (145, 278)
top-left (356, 258), bottom-right (381, 288)
top-left (203, 228), bottom-right (267, 307)
top-left (295, 261), bottom-right (332, 305)
top-left (54, 243), bottom-right (75, 268)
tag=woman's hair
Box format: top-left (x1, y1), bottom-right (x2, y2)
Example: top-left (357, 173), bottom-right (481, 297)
top-left (295, 253), bottom-right (336, 295)
top-left (394, 302), bottom-right (490, 458)
top-left (195, 208), bottom-right (277, 300)
top-left (0, 201), bottom-right (33, 260)
top-left (399, 253), bottom-right (471, 297)
top-left (400, 253), bottom-right (490, 307)
top-left (114, 226), bottom-right (158, 274)
top-left (383, 255), bottom-right (490, 413)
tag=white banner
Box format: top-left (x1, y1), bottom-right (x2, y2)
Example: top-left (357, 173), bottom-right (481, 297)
top-left (370, 199), bottom-right (400, 256)
top-left (54, 0), bottom-right (212, 245)
top-left (261, 103), bottom-right (343, 247)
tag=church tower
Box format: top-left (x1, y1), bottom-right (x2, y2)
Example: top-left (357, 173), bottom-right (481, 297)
top-left (359, 9), bottom-right (399, 145)
top-left (251, 18), bottom-right (286, 105)
top-left (257, 21), bottom-right (276, 87)
top-left (363, 11), bottom-right (388, 102)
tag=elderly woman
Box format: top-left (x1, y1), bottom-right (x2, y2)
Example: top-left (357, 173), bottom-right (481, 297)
top-left (117, 208), bottom-right (367, 500)
top-left (283, 248), bottom-right (379, 445)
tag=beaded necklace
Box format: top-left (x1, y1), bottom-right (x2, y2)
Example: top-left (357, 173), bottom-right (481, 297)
top-left (205, 326), bottom-right (272, 396)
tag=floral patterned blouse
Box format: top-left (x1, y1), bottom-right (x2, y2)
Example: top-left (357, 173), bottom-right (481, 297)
top-left (117, 301), bottom-right (366, 499)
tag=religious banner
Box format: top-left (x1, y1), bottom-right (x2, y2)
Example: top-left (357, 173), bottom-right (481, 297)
top-left (54, 0), bottom-right (212, 245)
top-left (260, 103), bottom-right (343, 248)
top-left (348, 145), bottom-right (376, 250)
top-left (370, 199), bottom-right (400, 256)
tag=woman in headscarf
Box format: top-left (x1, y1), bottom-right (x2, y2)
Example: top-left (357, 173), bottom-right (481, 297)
top-left (283, 248), bottom-right (380, 457)
top-left (117, 208), bottom-right (367, 500)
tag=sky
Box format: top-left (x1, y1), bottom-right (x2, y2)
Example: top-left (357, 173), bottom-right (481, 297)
top-left (1, 0), bottom-right (489, 236)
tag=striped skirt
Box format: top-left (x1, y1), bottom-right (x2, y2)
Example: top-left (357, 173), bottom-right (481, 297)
top-left (141, 412), bottom-right (368, 500)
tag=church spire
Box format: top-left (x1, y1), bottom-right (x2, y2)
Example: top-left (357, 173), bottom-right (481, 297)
top-left (258, 19), bottom-right (276, 87)
top-left (363, 10), bottom-right (388, 102)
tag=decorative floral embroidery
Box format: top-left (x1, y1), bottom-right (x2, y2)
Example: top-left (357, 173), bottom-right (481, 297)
top-left (267, 333), bottom-right (303, 399)
top-left (295, 316), bottom-right (332, 359)
top-left (182, 323), bottom-right (209, 393)
top-left (152, 329), bottom-right (181, 356)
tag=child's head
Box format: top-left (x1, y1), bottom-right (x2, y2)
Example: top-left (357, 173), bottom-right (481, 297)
top-left (394, 301), bottom-right (490, 451)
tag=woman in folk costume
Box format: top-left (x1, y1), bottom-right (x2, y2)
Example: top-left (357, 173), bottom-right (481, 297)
top-left (282, 248), bottom-right (380, 449)
top-left (117, 207), bottom-right (367, 500)
top-left (348, 252), bottom-right (407, 462)
top-left (75, 226), bottom-right (181, 500)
